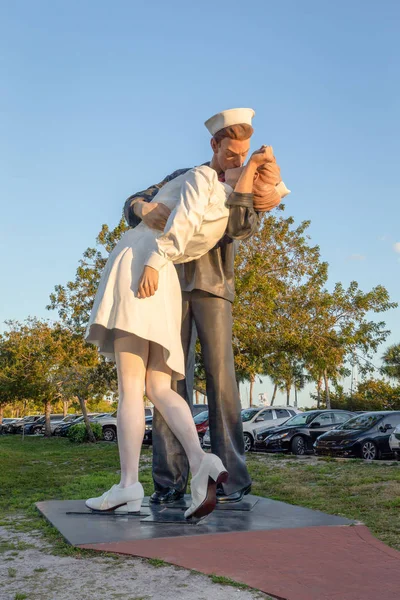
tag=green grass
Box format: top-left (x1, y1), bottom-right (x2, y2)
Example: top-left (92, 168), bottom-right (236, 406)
top-left (146, 558), bottom-right (167, 568)
top-left (0, 435), bottom-right (399, 555)
top-left (210, 574), bottom-right (256, 591)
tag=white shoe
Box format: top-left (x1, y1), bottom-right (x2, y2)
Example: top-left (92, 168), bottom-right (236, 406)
top-left (184, 454), bottom-right (228, 520)
top-left (85, 482), bottom-right (144, 513)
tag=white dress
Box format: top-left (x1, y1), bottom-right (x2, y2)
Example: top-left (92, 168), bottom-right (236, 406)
top-left (85, 165), bottom-right (233, 380)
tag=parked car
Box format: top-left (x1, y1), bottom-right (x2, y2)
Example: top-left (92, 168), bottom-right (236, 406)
top-left (42, 414), bottom-right (78, 435)
top-left (25, 414), bottom-right (66, 435)
top-left (193, 410), bottom-right (209, 446)
top-left (7, 415), bottom-right (43, 434)
top-left (254, 410), bottom-right (355, 455)
top-left (389, 424), bottom-right (400, 460)
top-left (0, 418), bottom-right (22, 434)
top-left (143, 416), bottom-right (153, 445)
top-left (202, 406), bottom-right (299, 452)
top-left (241, 406), bottom-right (302, 452)
top-left (314, 411), bottom-right (400, 460)
top-left (53, 413), bottom-right (102, 436)
top-left (93, 412), bottom-right (118, 442)
top-left (192, 404), bottom-right (208, 417)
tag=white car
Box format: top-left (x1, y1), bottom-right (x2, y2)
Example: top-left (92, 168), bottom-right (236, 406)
top-left (203, 406), bottom-right (302, 452)
top-left (389, 424), bottom-right (400, 460)
top-left (241, 406), bottom-right (302, 451)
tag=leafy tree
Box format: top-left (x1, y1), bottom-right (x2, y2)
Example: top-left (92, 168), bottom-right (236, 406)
top-left (0, 319), bottom-right (68, 435)
top-left (54, 323), bottom-right (119, 441)
top-left (0, 319), bottom-right (116, 440)
top-left (233, 209), bottom-right (328, 403)
top-left (381, 343), bottom-right (400, 384)
top-left (303, 282), bottom-right (396, 408)
top-left (330, 378), bottom-right (400, 411)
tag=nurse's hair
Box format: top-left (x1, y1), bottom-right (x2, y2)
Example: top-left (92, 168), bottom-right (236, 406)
top-left (213, 123), bottom-right (254, 145)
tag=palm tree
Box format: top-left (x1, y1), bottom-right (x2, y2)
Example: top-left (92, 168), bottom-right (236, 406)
top-left (292, 361), bottom-right (307, 407)
top-left (381, 344), bottom-right (400, 383)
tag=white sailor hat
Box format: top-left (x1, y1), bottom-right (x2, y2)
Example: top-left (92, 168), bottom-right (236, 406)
top-left (204, 108), bottom-right (255, 136)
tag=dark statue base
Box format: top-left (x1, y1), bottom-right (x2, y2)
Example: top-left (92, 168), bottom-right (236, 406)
top-left (36, 494), bottom-right (353, 547)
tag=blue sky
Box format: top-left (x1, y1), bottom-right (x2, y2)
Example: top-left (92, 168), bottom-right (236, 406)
top-left (1, 0), bottom-right (399, 407)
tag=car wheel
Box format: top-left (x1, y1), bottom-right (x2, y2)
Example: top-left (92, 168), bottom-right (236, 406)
top-left (243, 433), bottom-right (253, 452)
top-left (361, 440), bottom-right (378, 460)
top-left (33, 428), bottom-right (42, 435)
top-left (291, 435), bottom-right (306, 456)
top-left (103, 426), bottom-right (117, 442)
top-left (198, 435), bottom-right (204, 448)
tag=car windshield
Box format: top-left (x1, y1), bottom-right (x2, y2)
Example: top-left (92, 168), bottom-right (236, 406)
top-left (241, 409), bottom-right (260, 422)
top-left (282, 412), bottom-right (319, 427)
top-left (336, 414), bottom-right (383, 431)
top-left (194, 411), bottom-right (208, 424)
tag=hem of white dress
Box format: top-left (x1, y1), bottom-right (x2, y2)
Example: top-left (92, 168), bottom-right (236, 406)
top-left (85, 323), bottom-right (185, 381)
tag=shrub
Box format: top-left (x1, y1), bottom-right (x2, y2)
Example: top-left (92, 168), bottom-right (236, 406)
top-left (67, 422), bottom-right (103, 443)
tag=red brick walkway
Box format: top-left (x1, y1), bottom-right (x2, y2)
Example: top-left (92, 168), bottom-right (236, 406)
top-left (81, 525), bottom-right (400, 600)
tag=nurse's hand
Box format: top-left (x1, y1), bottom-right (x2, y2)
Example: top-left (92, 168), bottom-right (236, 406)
top-left (138, 266), bottom-right (159, 298)
top-left (249, 145), bottom-right (275, 166)
top-left (134, 201), bottom-right (171, 231)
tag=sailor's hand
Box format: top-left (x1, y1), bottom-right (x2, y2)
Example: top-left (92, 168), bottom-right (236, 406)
top-left (135, 201), bottom-right (171, 231)
top-left (138, 266), bottom-right (159, 298)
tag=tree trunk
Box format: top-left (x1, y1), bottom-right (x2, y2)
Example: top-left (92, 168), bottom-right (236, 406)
top-left (316, 378), bottom-right (322, 408)
top-left (323, 370), bottom-right (331, 409)
top-left (294, 384), bottom-right (298, 408)
top-left (195, 390), bottom-right (200, 404)
top-left (0, 406), bottom-right (3, 424)
top-left (63, 400), bottom-right (69, 417)
top-left (236, 377), bottom-right (241, 392)
top-left (286, 385), bottom-right (290, 406)
top-left (270, 384), bottom-right (278, 406)
top-left (194, 385), bottom-right (207, 396)
top-left (44, 399), bottom-right (52, 437)
top-left (76, 394), bottom-right (96, 443)
top-left (249, 375), bottom-right (255, 407)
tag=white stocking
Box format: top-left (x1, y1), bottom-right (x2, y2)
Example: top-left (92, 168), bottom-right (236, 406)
top-left (114, 335), bottom-right (206, 488)
top-left (145, 342), bottom-right (205, 476)
top-left (114, 334), bottom-right (147, 488)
